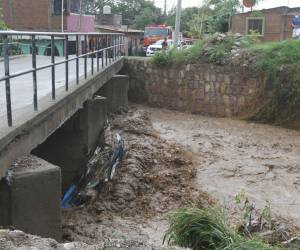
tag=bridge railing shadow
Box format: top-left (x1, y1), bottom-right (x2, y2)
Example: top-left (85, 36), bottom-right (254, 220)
top-left (0, 31), bottom-right (126, 127)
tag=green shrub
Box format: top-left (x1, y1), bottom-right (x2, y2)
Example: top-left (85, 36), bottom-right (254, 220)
top-left (152, 42), bottom-right (203, 67)
top-left (152, 49), bottom-right (173, 67)
top-left (163, 207), bottom-right (282, 250)
top-left (207, 44), bottom-right (227, 64)
top-left (163, 207), bottom-right (237, 250)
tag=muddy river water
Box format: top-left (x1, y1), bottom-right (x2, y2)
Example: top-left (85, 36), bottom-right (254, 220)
top-left (148, 106), bottom-right (300, 227)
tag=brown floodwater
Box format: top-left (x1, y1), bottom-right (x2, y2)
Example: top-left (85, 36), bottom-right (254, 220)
top-left (148, 106), bottom-right (300, 227)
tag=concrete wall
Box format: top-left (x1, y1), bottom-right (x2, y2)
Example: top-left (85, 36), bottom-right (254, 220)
top-left (124, 58), bottom-right (264, 118)
top-left (0, 0), bottom-right (65, 31)
top-left (0, 155), bottom-right (61, 241)
top-left (0, 0), bottom-right (94, 32)
top-left (97, 75), bottom-right (129, 113)
top-left (67, 13), bottom-right (95, 32)
top-left (32, 97), bottom-right (108, 192)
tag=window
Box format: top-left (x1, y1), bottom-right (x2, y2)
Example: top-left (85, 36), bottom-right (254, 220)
top-left (246, 17), bottom-right (265, 36)
top-left (53, 0), bottom-right (68, 15)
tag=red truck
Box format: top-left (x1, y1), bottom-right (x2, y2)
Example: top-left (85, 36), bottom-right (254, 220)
top-left (143, 25), bottom-right (173, 48)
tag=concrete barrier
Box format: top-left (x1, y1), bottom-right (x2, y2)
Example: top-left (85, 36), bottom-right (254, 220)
top-left (0, 155), bottom-right (61, 241)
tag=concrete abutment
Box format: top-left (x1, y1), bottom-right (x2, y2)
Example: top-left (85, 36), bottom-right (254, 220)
top-left (0, 155), bottom-right (62, 241)
top-left (32, 96), bottom-right (108, 192)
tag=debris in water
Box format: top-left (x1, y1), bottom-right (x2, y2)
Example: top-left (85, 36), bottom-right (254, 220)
top-left (61, 132), bottom-right (126, 208)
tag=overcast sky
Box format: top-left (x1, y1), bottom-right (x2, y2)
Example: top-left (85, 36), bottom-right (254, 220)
top-left (154, 0), bottom-right (300, 12)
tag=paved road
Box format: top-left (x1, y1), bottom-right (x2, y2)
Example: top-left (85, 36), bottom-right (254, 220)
top-left (0, 55), bottom-right (105, 123)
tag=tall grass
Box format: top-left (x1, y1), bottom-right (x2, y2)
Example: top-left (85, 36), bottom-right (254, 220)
top-left (249, 40), bottom-right (300, 124)
top-left (163, 207), bottom-right (281, 250)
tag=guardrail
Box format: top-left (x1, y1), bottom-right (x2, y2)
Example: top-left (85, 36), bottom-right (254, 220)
top-left (0, 31), bottom-right (125, 127)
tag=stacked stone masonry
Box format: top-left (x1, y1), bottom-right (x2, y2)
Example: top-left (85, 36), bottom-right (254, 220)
top-left (125, 58), bottom-right (265, 117)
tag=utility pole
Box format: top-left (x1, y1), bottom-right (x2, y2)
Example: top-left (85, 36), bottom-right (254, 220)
top-left (164, 0), bottom-right (167, 17)
top-left (61, 0), bottom-right (64, 32)
top-left (79, 0), bottom-right (84, 31)
top-left (174, 0), bottom-right (182, 48)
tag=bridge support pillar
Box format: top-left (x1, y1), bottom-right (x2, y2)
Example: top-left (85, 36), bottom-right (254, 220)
top-left (32, 96), bottom-right (108, 192)
top-left (98, 75), bottom-right (129, 113)
top-left (0, 155), bottom-right (61, 241)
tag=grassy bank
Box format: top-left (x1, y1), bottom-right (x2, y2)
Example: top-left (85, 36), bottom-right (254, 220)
top-left (163, 207), bottom-right (282, 250)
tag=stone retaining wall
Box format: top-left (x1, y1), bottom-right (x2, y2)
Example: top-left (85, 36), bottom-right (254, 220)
top-left (124, 57), bottom-right (265, 117)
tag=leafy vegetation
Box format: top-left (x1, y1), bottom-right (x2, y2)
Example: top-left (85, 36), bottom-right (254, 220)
top-left (250, 40), bottom-right (300, 125)
top-left (0, 8), bottom-right (6, 30)
top-left (152, 41), bottom-right (203, 67)
top-left (163, 207), bottom-right (282, 250)
top-left (152, 33), bottom-right (257, 66)
top-left (186, 0), bottom-right (241, 38)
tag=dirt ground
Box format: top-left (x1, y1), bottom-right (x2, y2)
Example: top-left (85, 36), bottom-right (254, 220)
top-left (62, 106), bottom-right (213, 248)
top-left (148, 106), bottom-right (300, 230)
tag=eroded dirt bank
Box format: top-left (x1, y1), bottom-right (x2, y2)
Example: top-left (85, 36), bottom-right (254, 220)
top-left (61, 107), bottom-right (212, 248)
top-left (148, 106), bottom-right (300, 228)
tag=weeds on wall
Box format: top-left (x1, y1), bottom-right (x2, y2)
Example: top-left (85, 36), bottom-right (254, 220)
top-left (250, 40), bottom-right (300, 125)
top-left (152, 33), bottom-right (258, 67)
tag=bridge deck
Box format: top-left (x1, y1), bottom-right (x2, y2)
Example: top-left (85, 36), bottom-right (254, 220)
top-left (0, 56), bottom-right (124, 177)
top-left (0, 55), bottom-right (97, 120)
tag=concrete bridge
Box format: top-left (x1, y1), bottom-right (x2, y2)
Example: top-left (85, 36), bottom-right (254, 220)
top-left (0, 31), bottom-right (129, 240)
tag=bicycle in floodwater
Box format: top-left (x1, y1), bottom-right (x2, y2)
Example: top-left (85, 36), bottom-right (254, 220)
top-left (61, 132), bottom-right (126, 208)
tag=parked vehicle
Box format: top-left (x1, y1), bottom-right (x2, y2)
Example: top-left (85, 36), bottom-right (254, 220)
top-left (143, 25), bottom-right (172, 50)
top-left (146, 39), bottom-right (174, 57)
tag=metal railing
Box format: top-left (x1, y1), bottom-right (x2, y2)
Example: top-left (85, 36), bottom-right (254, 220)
top-left (0, 31), bottom-right (125, 127)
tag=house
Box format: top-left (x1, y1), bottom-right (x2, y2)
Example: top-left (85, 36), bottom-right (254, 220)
top-left (94, 9), bottom-right (143, 56)
top-left (230, 6), bottom-right (300, 42)
top-left (0, 0), bottom-right (95, 32)
top-left (95, 25), bottom-right (143, 56)
top-left (0, 0), bottom-right (95, 56)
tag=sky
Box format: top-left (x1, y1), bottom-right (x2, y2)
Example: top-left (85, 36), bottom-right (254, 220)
top-left (154, 0), bottom-right (300, 12)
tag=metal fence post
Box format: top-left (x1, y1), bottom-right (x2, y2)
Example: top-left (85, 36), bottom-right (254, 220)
top-left (101, 35), bottom-right (104, 68)
top-left (105, 34), bottom-right (108, 66)
top-left (76, 34), bottom-right (79, 84)
top-left (32, 35), bottom-right (38, 111)
top-left (3, 34), bottom-right (12, 126)
top-left (96, 36), bottom-right (99, 72)
top-left (91, 36), bottom-right (94, 75)
top-left (65, 35), bottom-right (69, 91)
top-left (51, 35), bottom-right (56, 100)
top-left (84, 34), bottom-right (87, 79)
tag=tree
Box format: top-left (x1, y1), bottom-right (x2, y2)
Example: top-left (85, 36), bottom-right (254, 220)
top-left (0, 8), bottom-right (7, 30)
top-left (134, 7), bottom-right (162, 29)
top-left (187, 0), bottom-right (241, 38)
top-left (166, 7), bottom-right (199, 31)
